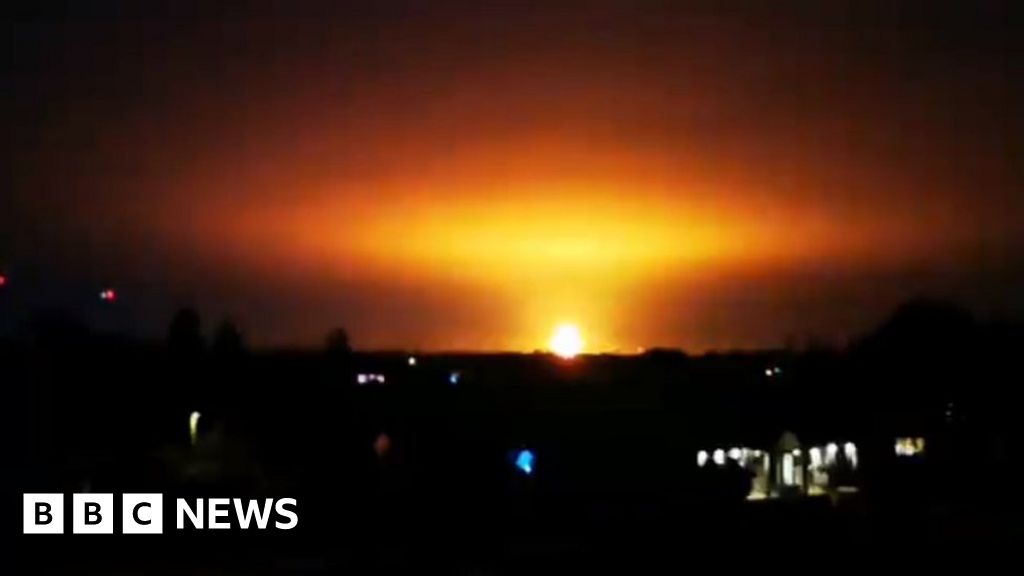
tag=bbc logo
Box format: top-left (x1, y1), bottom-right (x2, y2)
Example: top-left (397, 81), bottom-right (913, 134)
top-left (24, 494), bottom-right (297, 533)
top-left (23, 493), bottom-right (163, 534)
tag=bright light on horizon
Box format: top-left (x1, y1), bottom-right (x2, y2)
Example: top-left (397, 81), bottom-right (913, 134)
top-left (549, 323), bottom-right (584, 359)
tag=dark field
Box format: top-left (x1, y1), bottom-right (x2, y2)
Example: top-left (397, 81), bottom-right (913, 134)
top-left (7, 301), bottom-right (1024, 573)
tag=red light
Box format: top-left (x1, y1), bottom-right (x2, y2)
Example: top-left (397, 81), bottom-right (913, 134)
top-left (0, 274), bottom-right (6, 287)
top-left (99, 289), bottom-right (117, 302)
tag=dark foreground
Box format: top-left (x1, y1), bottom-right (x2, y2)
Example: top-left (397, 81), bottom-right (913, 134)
top-left (7, 303), bottom-right (1024, 572)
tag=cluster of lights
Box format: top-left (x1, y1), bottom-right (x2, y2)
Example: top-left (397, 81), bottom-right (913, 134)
top-left (764, 366), bottom-right (783, 377)
top-left (697, 442), bottom-right (858, 470)
top-left (356, 368), bottom-right (462, 386)
top-left (0, 277), bottom-right (125, 302)
top-left (807, 441), bottom-right (857, 469)
top-left (184, 407), bottom-right (536, 478)
top-left (894, 437), bottom-right (925, 457)
top-left (357, 373), bottom-right (386, 385)
top-left (0, 277), bottom-right (124, 303)
top-left (697, 447), bottom-right (763, 468)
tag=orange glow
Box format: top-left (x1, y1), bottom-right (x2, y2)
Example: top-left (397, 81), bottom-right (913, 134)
top-left (8, 7), bottom-right (1022, 352)
top-left (179, 163), bottom-right (945, 350)
top-left (150, 140), bottom-right (969, 350)
top-left (109, 40), bottom-right (1006, 352)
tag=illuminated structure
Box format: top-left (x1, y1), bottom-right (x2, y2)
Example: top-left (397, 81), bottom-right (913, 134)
top-left (695, 431), bottom-right (863, 500)
top-left (894, 437), bottom-right (925, 457)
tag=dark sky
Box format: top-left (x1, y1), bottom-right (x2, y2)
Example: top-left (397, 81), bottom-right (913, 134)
top-left (3, 1), bottom-right (1024, 351)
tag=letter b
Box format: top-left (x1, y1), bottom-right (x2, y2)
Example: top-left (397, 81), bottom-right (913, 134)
top-left (38, 503), bottom-right (52, 525)
top-left (73, 494), bottom-right (113, 534)
top-left (23, 494), bottom-right (63, 534)
top-left (85, 503), bottom-right (102, 525)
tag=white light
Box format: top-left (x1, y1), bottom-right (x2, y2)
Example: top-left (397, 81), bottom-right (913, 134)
top-left (712, 449), bottom-right (725, 465)
top-left (408, 356), bottom-right (417, 366)
top-left (697, 450), bottom-right (709, 467)
top-left (825, 442), bottom-right (838, 465)
top-left (189, 411), bottom-right (201, 446)
top-left (895, 437), bottom-right (926, 457)
top-left (357, 374), bottom-right (368, 385)
top-left (809, 447), bottom-right (822, 468)
top-left (792, 448), bottom-right (801, 457)
top-left (549, 324), bottom-right (584, 359)
top-left (782, 453), bottom-right (795, 485)
top-left (844, 442), bottom-right (858, 469)
top-left (765, 368), bottom-right (774, 377)
top-left (728, 447), bottom-right (741, 461)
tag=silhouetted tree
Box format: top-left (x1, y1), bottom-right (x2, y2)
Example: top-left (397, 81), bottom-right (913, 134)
top-left (168, 307), bottom-right (204, 355)
top-left (325, 327), bottom-right (352, 355)
top-left (212, 318), bottom-right (245, 356)
top-left (856, 298), bottom-right (975, 356)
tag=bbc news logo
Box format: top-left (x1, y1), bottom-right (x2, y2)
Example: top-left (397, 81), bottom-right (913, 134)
top-left (23, 494), bottom-right (298, 534)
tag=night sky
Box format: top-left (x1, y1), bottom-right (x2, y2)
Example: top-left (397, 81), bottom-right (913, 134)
top-left (3, 1), bottom-right (1024, 351)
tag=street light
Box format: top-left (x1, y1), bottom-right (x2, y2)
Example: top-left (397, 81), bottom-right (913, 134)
top-left (189, 411), bottom-right (201, 446)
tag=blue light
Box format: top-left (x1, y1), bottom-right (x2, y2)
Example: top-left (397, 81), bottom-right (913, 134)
top-left (514, 449), bottom-right (535, 475)
top-left (449, 371), bottom-right (461, 385)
